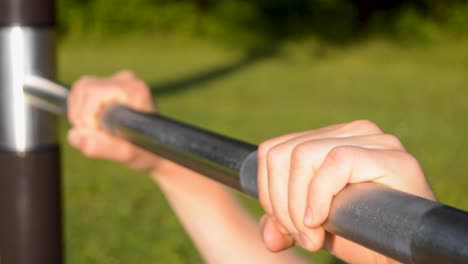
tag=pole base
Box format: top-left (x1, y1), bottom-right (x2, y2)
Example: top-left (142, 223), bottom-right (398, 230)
top-left (0, 145), bottom-right (62, 264)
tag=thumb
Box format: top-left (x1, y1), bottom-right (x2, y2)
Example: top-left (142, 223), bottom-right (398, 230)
top-left (260, 215), bottom-right (295, 252)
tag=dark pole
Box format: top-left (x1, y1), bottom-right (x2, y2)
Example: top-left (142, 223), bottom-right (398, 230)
top-left (0, 1), bottom-right (62, 264)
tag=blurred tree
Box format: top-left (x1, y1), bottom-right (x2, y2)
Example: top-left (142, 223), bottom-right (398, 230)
top-left (57, 0), bottom-right (468, 45)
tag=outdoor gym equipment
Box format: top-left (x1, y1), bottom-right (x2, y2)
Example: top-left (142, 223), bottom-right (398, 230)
top-left (1, 0), bottom-right (467, 262)
top-left (23, 75), bottom-right (468, 264)
top-left (0, 0), bottom-right (62, 263)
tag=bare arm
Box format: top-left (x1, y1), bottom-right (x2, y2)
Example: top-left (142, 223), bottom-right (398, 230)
top-left (152, 159), bottom-right (305, 264)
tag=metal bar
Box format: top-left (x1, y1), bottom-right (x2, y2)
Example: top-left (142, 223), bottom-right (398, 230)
top-left (24, 76), bottom-right (468, 264)
top-left (102, 105), bottom-right (259, 196)
top-left (0, 0), bottom-right (62, 263)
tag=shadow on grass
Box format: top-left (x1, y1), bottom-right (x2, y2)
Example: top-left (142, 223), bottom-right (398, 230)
top-left (150, 48), bottom-right (277, 98)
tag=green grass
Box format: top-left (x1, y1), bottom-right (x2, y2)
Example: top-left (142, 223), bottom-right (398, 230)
top-left (58, 36), bottom-right (468, 263)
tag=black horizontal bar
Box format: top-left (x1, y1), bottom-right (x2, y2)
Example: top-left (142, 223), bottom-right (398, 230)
top-left (101, 105), bottom-right (259, 197)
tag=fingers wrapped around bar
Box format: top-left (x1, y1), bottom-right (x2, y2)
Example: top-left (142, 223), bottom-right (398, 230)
top-left (67, 71), bottom-right (160, 172)
top-left (257, 120), bottom-right (435, 262)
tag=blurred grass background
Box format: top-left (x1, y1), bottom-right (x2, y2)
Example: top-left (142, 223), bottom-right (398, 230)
top-left (56, 1), bottom-right (468, 263)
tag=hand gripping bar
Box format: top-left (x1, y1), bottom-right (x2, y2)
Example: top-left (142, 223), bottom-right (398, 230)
top-left (23, 75), bottom-right (468, 263)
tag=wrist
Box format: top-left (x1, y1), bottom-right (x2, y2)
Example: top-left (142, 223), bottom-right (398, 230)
top-left (149, 158), bottom-right (188, 184)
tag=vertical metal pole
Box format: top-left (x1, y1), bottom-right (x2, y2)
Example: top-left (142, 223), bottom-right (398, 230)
top-left (0, 0), bottom-right (62, 263)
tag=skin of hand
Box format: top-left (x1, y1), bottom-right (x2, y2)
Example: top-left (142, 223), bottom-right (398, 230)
top-left (257, 120), bottom-right (436, 263)
top-left (67, 70), bottom-right (169, 174)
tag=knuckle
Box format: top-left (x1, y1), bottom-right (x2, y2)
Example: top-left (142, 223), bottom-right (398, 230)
top-left (70, 83), bottom-right (84, 97)
top-left (398, 151), bottom-right (422, 172)
top-left (122, 69), bottom-right (135, 76)
top-left (79, 82), bottom-right (99, 95)
top-left (290, 143), bottom-right (311, 165)
top-left (325, 146), bottom-right (353, 165)
top-left (133, 82), bottom-right (152, 101)
top-left (266, 145), bottom-right (287, 166)
top-left (381, 134), bottom-right (404, 149)
top-left (117, 70), bottom-right (136, 79)
top-left (258, 133), bottom-right (297, 160)
top-left (137, 86), bottom-right (151, 99)
top-left (258, 141), bottom-right (274, 160)
top-left (73, 76), bottom-right (94, 87)
top-left (348, 119), bottom-right (382, 134)
top-left (134, 79), bottom-right (149, 90)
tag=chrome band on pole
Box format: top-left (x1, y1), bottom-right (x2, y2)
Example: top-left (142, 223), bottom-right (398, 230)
top-left (0, 27), bottom-right (56, 152)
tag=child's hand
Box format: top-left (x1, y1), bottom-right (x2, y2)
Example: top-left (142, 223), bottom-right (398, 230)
top-left (67, 71), bottom-right (159, 172)
top-left (257, 120), bottom-right (435, 263)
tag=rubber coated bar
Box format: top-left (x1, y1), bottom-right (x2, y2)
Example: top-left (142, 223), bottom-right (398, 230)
top-left (23, 76), bottom-right (468, 264)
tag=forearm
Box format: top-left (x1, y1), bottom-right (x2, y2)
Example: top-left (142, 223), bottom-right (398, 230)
top-left (151, 160), bottom-right (306, 264)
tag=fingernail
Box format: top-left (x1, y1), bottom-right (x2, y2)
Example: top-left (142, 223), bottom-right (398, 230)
top-left (299, 233), bottom-right (312, 248)
top-left (304, 207), bottom-right (313, 227)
